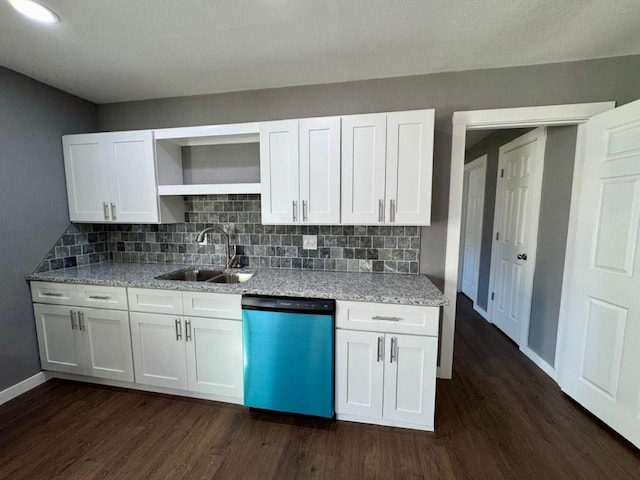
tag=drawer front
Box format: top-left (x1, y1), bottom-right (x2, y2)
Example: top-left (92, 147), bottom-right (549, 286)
top-left (76, 285), bottom-right (128, 311)
top-left (30, 282), bottom-right (78, 305)
top-left (336, 300), bottom-right (439, 336)
top-left (127, 288), bottom-right (183, 315)
top-left (182, 292), bottom-right (241, 320)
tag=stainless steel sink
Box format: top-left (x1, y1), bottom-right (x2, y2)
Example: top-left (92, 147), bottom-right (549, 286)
top-left (208, 272), bottom-right (255, 284)
top-left (156, 269), bottom-right (224, 282)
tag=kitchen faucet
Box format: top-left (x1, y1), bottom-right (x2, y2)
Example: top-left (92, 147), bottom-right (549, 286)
top-left (195, 225), bottom-right (239, 269)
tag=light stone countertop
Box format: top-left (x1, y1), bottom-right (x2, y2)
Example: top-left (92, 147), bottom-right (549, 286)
top-left (27, 262), bottom-right (447, 307)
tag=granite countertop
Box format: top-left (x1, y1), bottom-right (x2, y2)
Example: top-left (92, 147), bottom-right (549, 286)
top-left (27, 262), bottom-right (447, 307)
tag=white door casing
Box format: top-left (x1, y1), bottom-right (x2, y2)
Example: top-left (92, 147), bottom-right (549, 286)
top-left (559, 99), bottom-right (640, 448)
top-left (461, 155), bottom-right (487, 301)
top-left (489, 128), bottom-right (547, 345)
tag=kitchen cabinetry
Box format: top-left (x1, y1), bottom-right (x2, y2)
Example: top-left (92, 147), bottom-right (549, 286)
top-left (335, 300), bottom-right (439, 431)
top-left (31, 282), bottom-right (134, 382)
top-left (260, 117), bottom-right (341, 224)
top-left (341, 110), bottom-right (434, 225)
top-left (63, 131), bottom-right (182, 223)
top-left (128, 289), bottom-right (243, 401)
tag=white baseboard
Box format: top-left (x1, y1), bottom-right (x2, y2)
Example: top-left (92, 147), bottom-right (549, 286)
top-left (473, 303), bottom-right (489, 321)
top-left (520, 346), bottom-right (557, 382)
top-left (0, 371), bottom-right (52, 406)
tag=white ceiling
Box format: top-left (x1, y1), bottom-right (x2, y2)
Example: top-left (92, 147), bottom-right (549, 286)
top-left (1, 0), bottom-right (639, 104)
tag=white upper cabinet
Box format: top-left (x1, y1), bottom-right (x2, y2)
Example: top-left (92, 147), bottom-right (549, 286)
top-left (63, 131), bottom-right (182, 224)
top-left (342, 110), bottom-right (434, 225)
top-left (260, 117), bottom-right (341, 224)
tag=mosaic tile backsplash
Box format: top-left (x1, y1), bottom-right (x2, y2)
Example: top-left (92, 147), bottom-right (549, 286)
top-left (37, 194), bottom-right (420, 274)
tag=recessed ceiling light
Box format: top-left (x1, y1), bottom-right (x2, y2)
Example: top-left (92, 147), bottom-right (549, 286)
top-left (8, 0), bottom-right (59, 25)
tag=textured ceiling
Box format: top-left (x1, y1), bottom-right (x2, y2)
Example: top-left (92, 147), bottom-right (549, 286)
top-left (1, 0), bottom-right (639, 104)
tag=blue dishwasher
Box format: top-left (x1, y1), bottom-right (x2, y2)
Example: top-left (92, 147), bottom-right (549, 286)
top-left (242, 295), bottom-right (335, 418)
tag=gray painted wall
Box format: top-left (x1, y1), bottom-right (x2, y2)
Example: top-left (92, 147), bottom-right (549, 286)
top-left (0, 67), bottom-right (97, 390)
top-left (529, 126), bottom-right (577, 365)
top-left (98, 54), bottom-right (640, 287)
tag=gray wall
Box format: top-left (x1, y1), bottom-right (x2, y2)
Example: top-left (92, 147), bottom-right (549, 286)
top-left (98, 54), bottom-right (640, 287)
top-left (529, 126), bottom-right (577, 365)
top-left (0, 67), bottom-right (97, 390)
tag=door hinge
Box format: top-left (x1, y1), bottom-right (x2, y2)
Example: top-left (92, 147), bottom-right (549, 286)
top-left (496, 232), bottom-right (499, 241)
top-left (500, 169), bottom-right (504, 178)
top-left (491, 292), bottom-right (495, 300)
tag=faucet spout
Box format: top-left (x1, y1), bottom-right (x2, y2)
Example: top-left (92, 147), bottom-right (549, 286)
top-left (195, 225), bottom-right (239, 269)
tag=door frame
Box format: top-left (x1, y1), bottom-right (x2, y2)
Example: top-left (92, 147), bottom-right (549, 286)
top-left (487, 128), bottom-right (547, 347)
top-left (459, 154), bottom-right (487, 304)
top-left (440, 102), bottom-right (615, 380)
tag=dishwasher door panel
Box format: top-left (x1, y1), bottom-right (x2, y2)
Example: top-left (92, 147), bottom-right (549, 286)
top-left (242, 309), bottom-right (334, 418)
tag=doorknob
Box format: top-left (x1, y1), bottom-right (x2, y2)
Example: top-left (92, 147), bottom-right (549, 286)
top-left (517, 253), bottom-right (528, 260)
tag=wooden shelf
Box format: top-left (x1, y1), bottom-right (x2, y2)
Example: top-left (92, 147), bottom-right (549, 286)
top-left (158, 183), bottom-right (261, 196)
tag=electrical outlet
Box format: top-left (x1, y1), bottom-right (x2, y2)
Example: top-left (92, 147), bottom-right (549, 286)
top-left (302, 235), bottom-right (317, 250)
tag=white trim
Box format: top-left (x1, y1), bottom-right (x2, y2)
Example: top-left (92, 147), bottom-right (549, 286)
top-left (520, 346), bottom-right (557, 381)
top-left (473, 303), bottom-right (489, 321)
top-left (441, 102), bottom-right (615, 379)
top-left (0, 371), bottom-right (52, 406)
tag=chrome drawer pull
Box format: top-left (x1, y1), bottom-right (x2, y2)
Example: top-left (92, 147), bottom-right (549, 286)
top-left (390, 199), bottom-right (396, 223)
top-left (390, 337), bottom-right (398, 363)
top-left (175, 319), bottom-right (182, 341)
top-left (70, 310), bottom-right (77, 330)
top-left (378, 199), bottom-right (384, 222)
top-left (88, 295), bottom-right (111, 300)
top-left (78, 311), bottom-right (85, 331)
top-left (377, 336), bottom-right (383, 362)
top-left (43, 292), bottom-right (64, 297)
top-left (110, 203), bottom-right (117, 221)
top-left (185, 320), bottom-right (192, 342)
top-left (372, 315), bottom-right (403, 322)
top-left (302, 200), bottom-right (308, 222)
top-left (292, 200), bottom-right (298, 222)
top-left (103, 202), bottom-right (109, 220)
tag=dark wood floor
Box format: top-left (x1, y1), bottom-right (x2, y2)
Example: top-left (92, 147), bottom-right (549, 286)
top-left (1, 295), bottom-right (638, 479)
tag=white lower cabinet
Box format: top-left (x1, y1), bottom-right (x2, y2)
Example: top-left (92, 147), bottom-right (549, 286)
top-left (335, 301), bottom-right (439, 431)
top-left (34, 303), bottom-right (134, 382)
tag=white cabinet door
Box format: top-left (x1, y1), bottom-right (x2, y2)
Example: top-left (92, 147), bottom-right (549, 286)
top-left (299, 117), bottom-right (341, 224)
top-left (382, 334), bottom-right (438, 429)
top-left (335, 329), bottom-right (384, 419)
top-left (260, 120), bottom-right (299, 224)
top-left (130, 312), bottom-right (188, 390)
top-left (185, 317), bottom-right (243, 399)
top-left (81, 307), bottom-right (134, 382)
top-left (63, 134), bottom-right (109, 222)
top-left (385, 110), bottom-right (434, 225)
top-left (33, 304), bottom-right (84, 375)
top-left (107, 131), bottom-right (159, 223)
top-left (341, 113), bottom-right (387, 224)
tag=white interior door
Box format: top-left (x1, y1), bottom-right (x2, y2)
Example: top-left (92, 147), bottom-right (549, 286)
top-left (461, 155), bottom-right (487, 301)
top-left (490, 128), bottom-right (546, 344)
top-left (559, 99), bottom-right (640, 448)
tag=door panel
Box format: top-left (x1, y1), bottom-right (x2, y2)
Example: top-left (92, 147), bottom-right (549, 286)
top-left (81, 308), bottom-right (134, 382)
top-left (335, 329), bottom-right (384, 419)
top-left (490, 129), bottom-right (546, 344)
top-left (33, 304), bottom-right (84, 374)
top-left (129, 312), bottom-right (187, 390)
top-left (341, 113), bottom-right (387, 224)
top-left (461, 156), bottom-right (486, 300)
top-left (560, 99), bottom-right (640, 448)
top-left (185, 317), bottom-right (243, 399)
top-left (382, 334), bottom-right (437, 429)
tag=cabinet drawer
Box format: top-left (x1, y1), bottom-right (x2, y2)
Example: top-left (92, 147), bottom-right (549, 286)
top-left (31, 282), bottom-right (78, 305)
top-left (336, 300), bottom-right (439, 336)
top-left (182, 292), bottom-right (241, 319)
top-left (127, 288), bottom-right (183, 314)
top-left (76, 285), bottom-right (128, 311)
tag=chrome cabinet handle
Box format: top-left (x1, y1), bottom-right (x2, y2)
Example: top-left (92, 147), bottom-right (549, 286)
top-left (372, 315), bottom-right (403, 322)
top-left (302, 200), bottom-right (308, 222)
top-left (70, 310), bottom-right (78, 330)
top-left (185, 319), bottom-right (192, 342)
top-left (103, 202), bottom-right (109, 220)
top-left (88, 295), bottom-right (111, 300)
top-left (78, 311), bottom-right (85, 331)
top-left (378, 199), bottom-right (384, 222)
top-left (390, 337), bottom-right (398, 363)
top-left (42, 292), bottom-right (63, 297)
top-left (175, 319), bottom-right (182, 341)
top-left (292, 201), bottom-right (298, 222)
top-left (110, 203), bottom-right (117, 221)
top-left (390, 199), bottom-right (396, 223)
top-left (377, 336), bottom-right (384, 363)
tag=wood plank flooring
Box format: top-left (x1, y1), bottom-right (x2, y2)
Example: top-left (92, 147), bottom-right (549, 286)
top-left (1, 295), bottom-right (638, 479)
